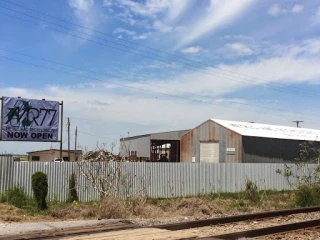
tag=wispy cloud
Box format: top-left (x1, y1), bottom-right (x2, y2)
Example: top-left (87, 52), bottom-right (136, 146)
top-left (113, 28), bottom-right (151, 40)
top-left (181, 46), bottom-right (206, 54)
top-left (221, 43), bottom-right (254, 56)
top-left (52, 0), bottom-right (101, 47)
top-left (292, 4), bottom-right (304, 13)
top-left (268, 4), bottom-right (304, 16)
top-left (114, 28), bottom-right (136, 36)
top-left (68, 0), bottom-right (94, 11)
top-left (176, 0), bottom-right (255, 48)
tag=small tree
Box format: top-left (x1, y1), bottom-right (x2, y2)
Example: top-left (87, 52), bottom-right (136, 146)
top-left (31, 171), bottom-right (48, 210)
top-left (76, 142), bottom-right (149, 201)
top-left (67, 172), bottom-right (79, 202)
top-left (276, 140), bottom-right (320, 207)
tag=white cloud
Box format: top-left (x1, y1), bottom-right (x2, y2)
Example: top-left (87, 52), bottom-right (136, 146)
top-left (176, 0), bottom-right (255, 48)
top-left (4, 39), bottom-right (320, 153)
top-left (58, 0), bottom-right (100, 47)
top-left (181, 46), bottom-right (205, 54)
top-left (114, 28), bottom-right (136, 36)
top-left (268, 4), bottom-right (304, 16)
top-left (152, 20), bottom-right (173, 33)
top-left (268, 4), bottom-right (287, 16)
top-left (109, 0), bottom-right (171, 17)
top-left (68, 0), bottom-right (94, 11)
top-left (317, 7), bottom-right (320, 16)
top-left (222, 43), bottom-right (254, 56)
top-left (292, 4), bottom-right (304, 13)
top-left (132, 33), bottom-right (150, 40)
top-left (167, 0), bottom-right (191, 20)
top-left (113, 28), bottom-right (151, 40)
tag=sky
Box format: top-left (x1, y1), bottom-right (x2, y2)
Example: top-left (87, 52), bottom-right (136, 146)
top-left (1, 0), bottom-right (320, 154)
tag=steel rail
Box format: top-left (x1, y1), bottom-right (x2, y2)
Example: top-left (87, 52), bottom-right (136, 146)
top-left (156, 206), bottom-right (320, 231)
top-left (198, 219), bottom-right (320, 240)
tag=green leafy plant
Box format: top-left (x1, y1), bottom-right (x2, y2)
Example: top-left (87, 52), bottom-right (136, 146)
top-left (31, 171), bottom-right (48, 210)
top-left (0, 186), bottom-right (28, 208)
top-left (67, 172), bottom-right (79, 203)
top-left (276, 140), bottom-right (320, 206)
top-left (295, 184), bottom-right (320, 207)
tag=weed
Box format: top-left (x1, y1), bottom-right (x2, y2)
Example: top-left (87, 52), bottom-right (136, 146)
top-left (67, 173), bottom-right (78, 203)
top-left (98, 196), bottom-right (129, 219)
top-left (295, 184), bottom-right (320, 207)
top-left (0, 186), bottom-right (28, 208)
top-left (244, 179), bottom-right (260, 202)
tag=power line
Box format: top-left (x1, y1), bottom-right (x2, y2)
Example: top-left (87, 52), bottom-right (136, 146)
top-left (1, 0), bottom-right (317, 97)
top-left (0, 48), bottom-right (216, 98)
top-left (2, 48), bottom-right (320, 119)
top-left (1, 48), bottom-right (319, 118)
top-left (0, 55), bottom-right (319, 121)
top-left (78, 130), bottom-right (118, 141)
top-left (0, 7), bottom-right (318, 98)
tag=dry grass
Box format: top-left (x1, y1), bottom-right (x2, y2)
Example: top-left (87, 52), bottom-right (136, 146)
top-left (0, 191), bottom-right (297, 223)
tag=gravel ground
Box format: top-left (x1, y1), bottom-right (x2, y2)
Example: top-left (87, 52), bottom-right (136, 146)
top-left (59, 211), bottom-right (320, 240)
top-left (130, 212), bottom-right (244, 226)
top-left (258, 228), bottom-right (320, 240)
top-left (172, 211), bottom-right (320, 238)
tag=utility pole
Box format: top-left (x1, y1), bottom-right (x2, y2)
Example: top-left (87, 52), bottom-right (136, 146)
top-left (74, 126), bottom-right (77, 161)
top-left (293, 120), bottom-right (303, 128)
top-left (67, 117), bottom-right (70, 161)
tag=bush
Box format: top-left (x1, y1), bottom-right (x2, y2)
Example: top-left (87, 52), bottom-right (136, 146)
top-left (0, 186), bottom-right (28, 208)
top-left (31, 171), bottom-right (48, 210)
top-left (67, 173), bottom-right (79, 203)
top-left (244, 179), bottom-right (260, 202)
top-left (295, 184), bottom-right (320, 207)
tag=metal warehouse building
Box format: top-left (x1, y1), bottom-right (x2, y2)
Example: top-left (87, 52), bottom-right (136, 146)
top-left (181, 119), bottom-right (320, 163)
top-left (120, 129), bottom-right (190, 162)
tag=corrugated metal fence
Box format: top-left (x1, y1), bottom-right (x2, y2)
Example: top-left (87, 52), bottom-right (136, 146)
top-left (0, 156), bottom-right (312, 201)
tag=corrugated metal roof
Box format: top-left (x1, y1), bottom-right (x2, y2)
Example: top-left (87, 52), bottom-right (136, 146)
top-left (211, 119), bottom-right (320, 141)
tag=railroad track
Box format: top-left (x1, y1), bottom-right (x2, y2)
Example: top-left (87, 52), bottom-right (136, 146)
top-left (2, 206), bottom-right (320, 240)
top-left (198, 219), bottom-right (320, 239)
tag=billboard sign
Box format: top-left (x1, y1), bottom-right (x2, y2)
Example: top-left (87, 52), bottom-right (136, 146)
top-left (1, 97), bottom-right (59, 141)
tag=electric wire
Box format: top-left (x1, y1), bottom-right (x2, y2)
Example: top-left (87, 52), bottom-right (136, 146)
top-left (0, 6), bottom-right (318, 98)
top-left (1, 48), bottom-right (319, 118)
top-left (0, 0), bottom-right (316, 97)
top-left (0, 55), bottom-right (318, 121)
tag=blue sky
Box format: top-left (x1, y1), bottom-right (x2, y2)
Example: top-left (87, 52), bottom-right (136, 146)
top-left (1, 0), bottom-right (320, 154)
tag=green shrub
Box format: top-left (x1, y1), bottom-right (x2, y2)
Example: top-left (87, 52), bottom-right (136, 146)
top-left (0, 186), bottom-right (28, 208)
top-left (295, 184), bottom-right (320, 207)
top-left (31, 171), bottom-right (48, 210)
top-left (244, 179), bottom-right (260, 202)
top-left (67, 172), bottom-right (79, 203)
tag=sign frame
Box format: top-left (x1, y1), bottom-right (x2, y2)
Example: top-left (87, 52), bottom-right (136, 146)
top-left (0, 96), bottom-right (64, 159)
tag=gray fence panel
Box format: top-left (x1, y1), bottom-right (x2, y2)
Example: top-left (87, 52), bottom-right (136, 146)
top-left (0, 161), bottom-right (318, 201)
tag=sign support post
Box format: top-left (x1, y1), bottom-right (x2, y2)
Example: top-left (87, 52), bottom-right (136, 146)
top-left (60, 101), bottom-right (63, 160)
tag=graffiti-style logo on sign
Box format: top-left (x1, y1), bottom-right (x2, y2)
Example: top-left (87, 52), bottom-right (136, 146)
top-left (1, 97), bottom-right (59, 141)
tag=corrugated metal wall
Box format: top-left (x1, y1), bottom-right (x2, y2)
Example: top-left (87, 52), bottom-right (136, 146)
top-left (181, 120), bottom-right (242, 163)
top-left (0, 156), bottom-right (313, 201)
top-left (242, 136), bottom-right (301, 163)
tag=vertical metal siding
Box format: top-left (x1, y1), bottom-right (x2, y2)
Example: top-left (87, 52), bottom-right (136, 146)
top-left (180, 120), bottom-right (242, 163)
top-left (0, 156), bottom-right (315, 201)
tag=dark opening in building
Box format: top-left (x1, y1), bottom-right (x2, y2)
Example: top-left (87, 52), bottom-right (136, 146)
top-left (150, 140), bottom-right (180, 162)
